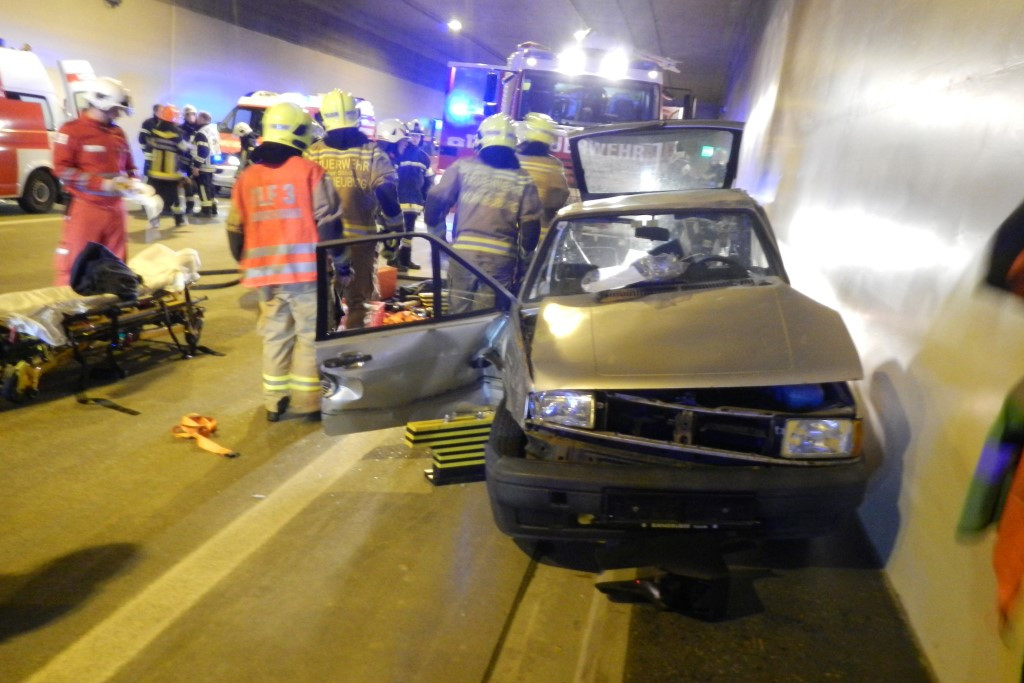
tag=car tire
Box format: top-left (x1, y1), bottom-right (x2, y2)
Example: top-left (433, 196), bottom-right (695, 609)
top-left (484, 398), bottom-right (526, 533)
top-left (487, 398), bottom-right (526, 464)
top-left (18, 170), bottom-right (58, 213)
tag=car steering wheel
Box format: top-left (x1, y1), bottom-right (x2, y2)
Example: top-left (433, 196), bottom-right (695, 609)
top-left (685, 255), bottom-right (750, 279)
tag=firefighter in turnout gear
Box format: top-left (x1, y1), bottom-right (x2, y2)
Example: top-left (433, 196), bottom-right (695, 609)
top-left (226, 102), bottom-right (344, 422)
top-left (145, 104), bottom-right (190, 228)
top-left (515, 112), bottom-right (569, 244)
top-left (52, 76), bottom-right (136, 285)
top-left (138, 103), bottom-right (161, 176)
top-left (192, 111), bottom-right (220, 217)
top-left (424, 113), bottom-right (542, 307)
top-left (180, 104), bottom-right (199, 215)
top-left (233, 121), bottom-right (258, 172)
top-left (306, 90), bottom-right (402, 329)
top-left (393, 119), bottom-right (433, 271)
top-left (377, 118), bottom-right (431, 271)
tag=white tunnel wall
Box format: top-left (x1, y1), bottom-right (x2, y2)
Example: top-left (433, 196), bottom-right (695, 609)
top-left (728, 1), bottom-right (1024, 681)
top-left (5, 1), bottom-right (444, 169)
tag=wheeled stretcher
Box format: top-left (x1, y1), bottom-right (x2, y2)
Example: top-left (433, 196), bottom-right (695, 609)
top-left (0, 245), bottom-right (207, 402)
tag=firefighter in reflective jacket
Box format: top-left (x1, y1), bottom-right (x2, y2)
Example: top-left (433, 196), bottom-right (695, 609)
top-left (138, 103), bottom-right (161, 175)
top-left (425, 113), bottom-right (542, 302)
top-left (305, 90), bottom-right (402, 329)
top-left (192, 111), bottom-right (220, 217)
top-left (226, 102), bottom-right (344, 422)
top-left (389, 119), bottom-right (433, 272)
top-left (145, 104), bottom-right (191, 228)
top-left (52, 77), bottom-right (136, 285)
top-left (233, 122), bottom-right (258, 171)
top-left (515, 112), bottom-right (569, 245)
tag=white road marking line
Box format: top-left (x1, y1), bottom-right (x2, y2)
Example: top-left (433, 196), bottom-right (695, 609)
top-left (573, 570), bottom-right (634, 682)
top-left (0, 215), bottom-right (61, 225)
top-left (25, 428), bottom-right (393, 683)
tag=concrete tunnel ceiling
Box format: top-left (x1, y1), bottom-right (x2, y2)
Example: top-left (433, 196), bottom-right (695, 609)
top-left (159, 0), bottom-right (771, 116)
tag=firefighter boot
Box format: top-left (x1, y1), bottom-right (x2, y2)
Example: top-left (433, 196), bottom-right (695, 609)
top-left (266, 396), bottom-right (290, 423)
top-left (398, 246), bottom-right (420, 272)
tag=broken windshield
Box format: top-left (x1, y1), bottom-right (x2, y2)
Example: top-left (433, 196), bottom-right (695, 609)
top-left (527, 211), bottom-right (780, 300)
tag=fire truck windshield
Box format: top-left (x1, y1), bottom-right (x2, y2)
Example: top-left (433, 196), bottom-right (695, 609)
top-left (518, 70), bottom-right (658, 126)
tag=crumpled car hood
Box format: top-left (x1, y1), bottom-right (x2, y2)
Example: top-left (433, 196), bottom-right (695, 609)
top-left (530, 282), bottom-right (863, 391)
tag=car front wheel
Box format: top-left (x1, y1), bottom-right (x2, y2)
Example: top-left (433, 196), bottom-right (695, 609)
top-left (18, 170), bottom-right (58, 213)
top-left (486, 399), bottom-right (527, 465)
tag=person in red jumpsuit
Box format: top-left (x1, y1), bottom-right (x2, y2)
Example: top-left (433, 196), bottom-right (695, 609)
top-left (52, 77), bottom-right (136, 285)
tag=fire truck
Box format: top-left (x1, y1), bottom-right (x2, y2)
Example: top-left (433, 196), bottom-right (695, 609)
top-left (0, 47), bottom-right (97, 213)
top-left (437, 41), bottom-right (682, 184)
top-left (213, 90), bottom-right (376, 194)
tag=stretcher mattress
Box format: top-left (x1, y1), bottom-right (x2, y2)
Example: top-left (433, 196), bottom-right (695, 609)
top-left (0, 244), bottom-right (200, 346)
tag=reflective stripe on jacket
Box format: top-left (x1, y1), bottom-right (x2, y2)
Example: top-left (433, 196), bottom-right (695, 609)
top-left (147, 123), bottom-right (190, 180)
top-left (425, 156), bottom-right (542, 258)
top-left (396, 144), bottom-right (433, 211)
top-left (305, 141), bottom-right (397, 235)
top-left (232, 156), bottom-right (329, 288)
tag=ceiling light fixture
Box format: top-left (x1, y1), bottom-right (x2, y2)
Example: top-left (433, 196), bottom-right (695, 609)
top-left (447, 18), bottom-right (462, 32)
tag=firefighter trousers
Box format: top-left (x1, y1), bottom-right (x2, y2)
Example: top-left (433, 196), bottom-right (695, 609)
top-left (147, 177), bottom-right (185, 221)
top-left (257, 281), bottom-right (320, 415)
top-left (197, 172), bottom-right (217, 214)
top-left (341, 242), bottom-right (379, 329)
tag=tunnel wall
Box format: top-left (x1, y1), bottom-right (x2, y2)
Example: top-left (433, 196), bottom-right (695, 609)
top-left (727, 1), bottom-right (1024, 680)
top-left (5, 1), bottom-right (445, 167)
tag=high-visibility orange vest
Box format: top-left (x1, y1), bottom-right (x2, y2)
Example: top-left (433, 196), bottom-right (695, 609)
top-left (235, 156), bottom-right (324, 288)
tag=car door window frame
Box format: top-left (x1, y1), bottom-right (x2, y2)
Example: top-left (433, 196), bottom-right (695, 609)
top-left (315, 233), bottom-right (515, 342)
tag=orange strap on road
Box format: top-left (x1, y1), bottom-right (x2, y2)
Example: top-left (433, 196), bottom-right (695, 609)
top-left (172, 413), bottom-right (239, 458)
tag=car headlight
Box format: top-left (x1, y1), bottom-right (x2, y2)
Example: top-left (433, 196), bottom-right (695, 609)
top-left (530, 391), bottom-right (595, 429)
top-left (781, 418), bottom-right (858, 459)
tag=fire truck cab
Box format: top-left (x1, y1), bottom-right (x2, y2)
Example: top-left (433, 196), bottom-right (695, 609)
top-left (437, 41), bottom-right (672, 181)
top-left (213, 90), bottom-right (375, 194)
top-left (0, 46), bottom-right (64, 212)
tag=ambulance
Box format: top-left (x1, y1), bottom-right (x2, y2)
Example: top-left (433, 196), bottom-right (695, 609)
top-left (436, 40), bottom-right (682, 186)
top-left (212, 90), bottom-right (376, 194)
top-left (0, 46), bottom-right (99, 213)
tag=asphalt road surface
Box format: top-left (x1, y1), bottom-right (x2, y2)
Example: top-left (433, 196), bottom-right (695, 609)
top-left (0, 201), bottom-right (932, 682)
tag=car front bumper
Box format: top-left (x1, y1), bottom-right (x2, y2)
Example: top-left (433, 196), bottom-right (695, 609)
top-left (485, 440), bottom-right (868, 542)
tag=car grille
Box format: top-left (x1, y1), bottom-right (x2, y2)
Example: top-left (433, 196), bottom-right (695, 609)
top-left (603, 392), bottom-right (775, 456)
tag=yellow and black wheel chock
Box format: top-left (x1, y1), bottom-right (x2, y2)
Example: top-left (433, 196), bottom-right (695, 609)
top-left (405, 410), bottom-right (494, 485)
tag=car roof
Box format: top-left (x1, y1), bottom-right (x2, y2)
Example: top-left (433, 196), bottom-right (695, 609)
top-left (557, 188), bottom-right (763, 219)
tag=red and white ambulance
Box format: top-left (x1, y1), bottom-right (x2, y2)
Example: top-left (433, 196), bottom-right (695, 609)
top-left (0, 47), bottom-right (98, 213)
top-left (213, 90), bottom-right (376, 194)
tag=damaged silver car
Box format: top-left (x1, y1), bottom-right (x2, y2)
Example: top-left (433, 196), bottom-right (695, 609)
top-left (315, 121), bottom-right (867, 544)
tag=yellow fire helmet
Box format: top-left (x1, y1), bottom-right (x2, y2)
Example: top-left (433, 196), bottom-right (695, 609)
top-left (477, 113), bottom-right (517, 149)
top-left (521, 112), bottom-right (558, 147)
top-left (261, 102), bottom-right (314, 151)
top-left (320, 89), bottom-right (361, 131)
